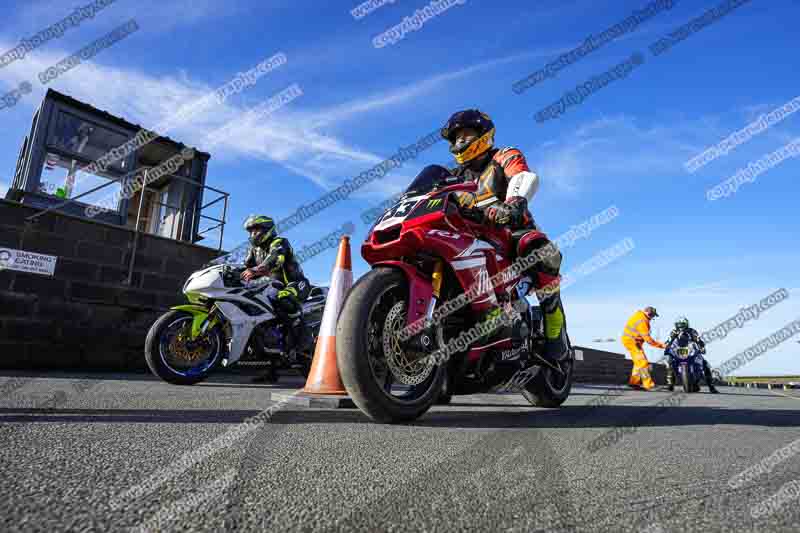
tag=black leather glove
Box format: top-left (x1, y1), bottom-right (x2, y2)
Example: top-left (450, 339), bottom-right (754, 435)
top-left (454, 192), bottom-right (484, 223)
top-left (486, 197), bottom-right (527, 227)
top-left (462, 205), bottom-right (484, 223)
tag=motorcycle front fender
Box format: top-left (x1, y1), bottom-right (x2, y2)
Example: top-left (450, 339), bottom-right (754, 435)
top-left (371, 261), bottom-right (434, 331)
top-left (171, 304), bottom-right (213, 340)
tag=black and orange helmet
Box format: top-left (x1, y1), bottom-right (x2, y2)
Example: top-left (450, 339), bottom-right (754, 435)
top-left (441, 109), bottom-right (496, 164)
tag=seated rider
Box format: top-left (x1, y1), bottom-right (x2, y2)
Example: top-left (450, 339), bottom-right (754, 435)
top-left (240, 215), bottom-right (314, 360)
top-left (441, 109), bottom-right (569, 361)
top-left (664, 316), bottom-right (718, 393)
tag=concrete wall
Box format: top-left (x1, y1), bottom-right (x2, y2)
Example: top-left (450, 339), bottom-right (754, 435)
top-left (573, 346), bottom-right (668, 385)
top-left (0, 200), bottom-right (222, 370)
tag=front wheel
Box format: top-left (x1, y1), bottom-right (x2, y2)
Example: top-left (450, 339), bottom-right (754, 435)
top-left (681, 364), bottom-right (692, 393)
top-left (145, 310), bottom-right (224, 385)
top-left (336, 267), bottom-right (444, 423)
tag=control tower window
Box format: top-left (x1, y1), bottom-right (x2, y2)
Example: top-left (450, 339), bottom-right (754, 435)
top-left (38, 151), bottom-right (122, 211)
top-left (50, 111), bottom-right (130, 173)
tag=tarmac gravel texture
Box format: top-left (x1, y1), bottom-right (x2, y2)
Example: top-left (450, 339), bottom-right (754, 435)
top-left (1, 370), bottom-right (799, 532)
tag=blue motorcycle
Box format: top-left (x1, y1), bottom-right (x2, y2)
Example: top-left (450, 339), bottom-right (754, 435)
top-left (666, 334), bottom-right (705, 393)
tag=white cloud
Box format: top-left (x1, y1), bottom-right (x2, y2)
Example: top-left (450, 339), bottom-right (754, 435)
top-left (676, 280), bottom-right (731, 296)
top-left (530, 115), bottom-right (699, 193)
top-left (0, 36), bottom-right (551, 200)
top-left (309, 50), bottom-right (557, 129)
top-left (0, 37), bottom-right (388, 193)
top-left (528, 99), bottom-right (800, 195)
top-left (8, 0), bottom-right (250, 36)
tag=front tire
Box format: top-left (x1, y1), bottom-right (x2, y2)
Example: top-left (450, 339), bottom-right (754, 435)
top-left (681, 365), bottom-right (692, 394)
top-left (145, 310), bottom-right (224, 385)
top-left (336, 267), bottom-right (444, 423)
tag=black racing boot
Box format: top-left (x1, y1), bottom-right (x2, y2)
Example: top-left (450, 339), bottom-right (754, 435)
top-left (291, 316), bottom-right (314, 354)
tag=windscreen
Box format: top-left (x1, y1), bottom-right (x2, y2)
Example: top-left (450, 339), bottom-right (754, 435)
top-left (403, 165), bottom-right (458, 196)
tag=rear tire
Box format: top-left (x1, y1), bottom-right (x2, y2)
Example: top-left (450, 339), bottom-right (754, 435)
top-left (523, 330), bottom-right (574, 407)
top-left (336, 267), bottom-right (444, 423)
top-left (436, 367), bottom-right (453, 405)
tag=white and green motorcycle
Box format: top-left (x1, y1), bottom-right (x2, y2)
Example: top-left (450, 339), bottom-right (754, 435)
top-left (144, 260), bottom-right (327, 385)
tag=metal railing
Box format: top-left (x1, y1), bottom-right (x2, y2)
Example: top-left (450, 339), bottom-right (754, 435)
top-left (195, 187), bottom-right (229, 249)
top-left (23, 165), bottom-right (229, 286)
top-left (126, 173), bottom-right (228, 284)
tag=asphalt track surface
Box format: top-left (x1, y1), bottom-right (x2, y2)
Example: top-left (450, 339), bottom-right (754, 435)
top-left (1, 369), bottom-right (800, 532)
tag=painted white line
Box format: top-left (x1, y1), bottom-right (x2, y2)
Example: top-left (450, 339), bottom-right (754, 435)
top-left (771, 390), bottom-right (800, 401)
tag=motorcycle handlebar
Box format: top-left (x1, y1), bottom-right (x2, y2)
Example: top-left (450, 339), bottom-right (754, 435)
top-left (460, 206), bottom-right (485, 224)
top-left (445, 191), bottom-right (484, 224)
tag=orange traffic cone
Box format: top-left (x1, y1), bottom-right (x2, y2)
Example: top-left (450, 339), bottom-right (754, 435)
top-left (303, 235), bottom-right (353, 395)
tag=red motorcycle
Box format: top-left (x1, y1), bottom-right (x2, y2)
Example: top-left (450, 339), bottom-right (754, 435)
top-left (336, 165), bottom-right (573, 423)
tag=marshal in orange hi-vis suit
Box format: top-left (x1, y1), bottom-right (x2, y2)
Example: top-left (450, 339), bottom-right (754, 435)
top-left (621, 307), bottom-right (666, 390)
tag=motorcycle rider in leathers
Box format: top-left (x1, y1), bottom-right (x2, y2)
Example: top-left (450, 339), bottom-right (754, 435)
top-left (442, 109), bottom-right (569, 361)
top-left (241, 215), bottom-right (313, 381)
top-left (664, 316), bottom-right (718, 393)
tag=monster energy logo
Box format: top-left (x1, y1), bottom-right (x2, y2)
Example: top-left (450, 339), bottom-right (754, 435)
top-left (428, 199), bottom-right (442, 208)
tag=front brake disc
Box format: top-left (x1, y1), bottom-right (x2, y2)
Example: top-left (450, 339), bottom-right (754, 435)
top-left (382, 301), bottom-right (436, 386)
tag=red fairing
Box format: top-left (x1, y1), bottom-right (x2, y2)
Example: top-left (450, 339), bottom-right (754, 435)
top-left (468, 338), bottom-right (513, 364)
top-left (370, 260), bottom-right (434, 328)
top-left (444, 215), bottom-right (519, 298)
top-left (361, 183), bottom-right (524, 324)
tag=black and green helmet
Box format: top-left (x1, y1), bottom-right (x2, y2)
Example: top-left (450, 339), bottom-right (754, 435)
top-left (675, 316), bottom-right (690, 330)
top-left (243, 215), bottom-right (276, 247)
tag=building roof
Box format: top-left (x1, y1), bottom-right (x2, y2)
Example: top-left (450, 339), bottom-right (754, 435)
top-left (45, 89), bottom-right (211, 160)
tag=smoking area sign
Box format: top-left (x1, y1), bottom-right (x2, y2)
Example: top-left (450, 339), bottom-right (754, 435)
top-left (0, 247), bottom-right (58, 276)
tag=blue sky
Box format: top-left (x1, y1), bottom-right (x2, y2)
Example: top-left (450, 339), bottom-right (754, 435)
top-left (1, 0), bottom-right (798, 374)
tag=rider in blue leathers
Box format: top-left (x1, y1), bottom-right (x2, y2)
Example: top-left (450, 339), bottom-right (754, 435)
top-left (664, 317), bottom-right (718, 393)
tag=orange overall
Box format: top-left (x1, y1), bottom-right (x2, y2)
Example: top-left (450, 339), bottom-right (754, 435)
top-left (621, 310), bottom-right (666, 390)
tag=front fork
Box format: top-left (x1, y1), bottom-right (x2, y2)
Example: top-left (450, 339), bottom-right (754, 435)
top-left (171, 304), bottom-right (221, 340)
top-left (412, 260), bottom-right (444, 352)
top-left (420, 261), bottom-right (533, 354)
top-left (425, 260), bottom-right (445, 323)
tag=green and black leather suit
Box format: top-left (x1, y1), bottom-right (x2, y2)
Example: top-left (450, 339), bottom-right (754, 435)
top-left (245, 237), bottom-right (310, 301)
top-left (245, 237), bottom-right (312, 348)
